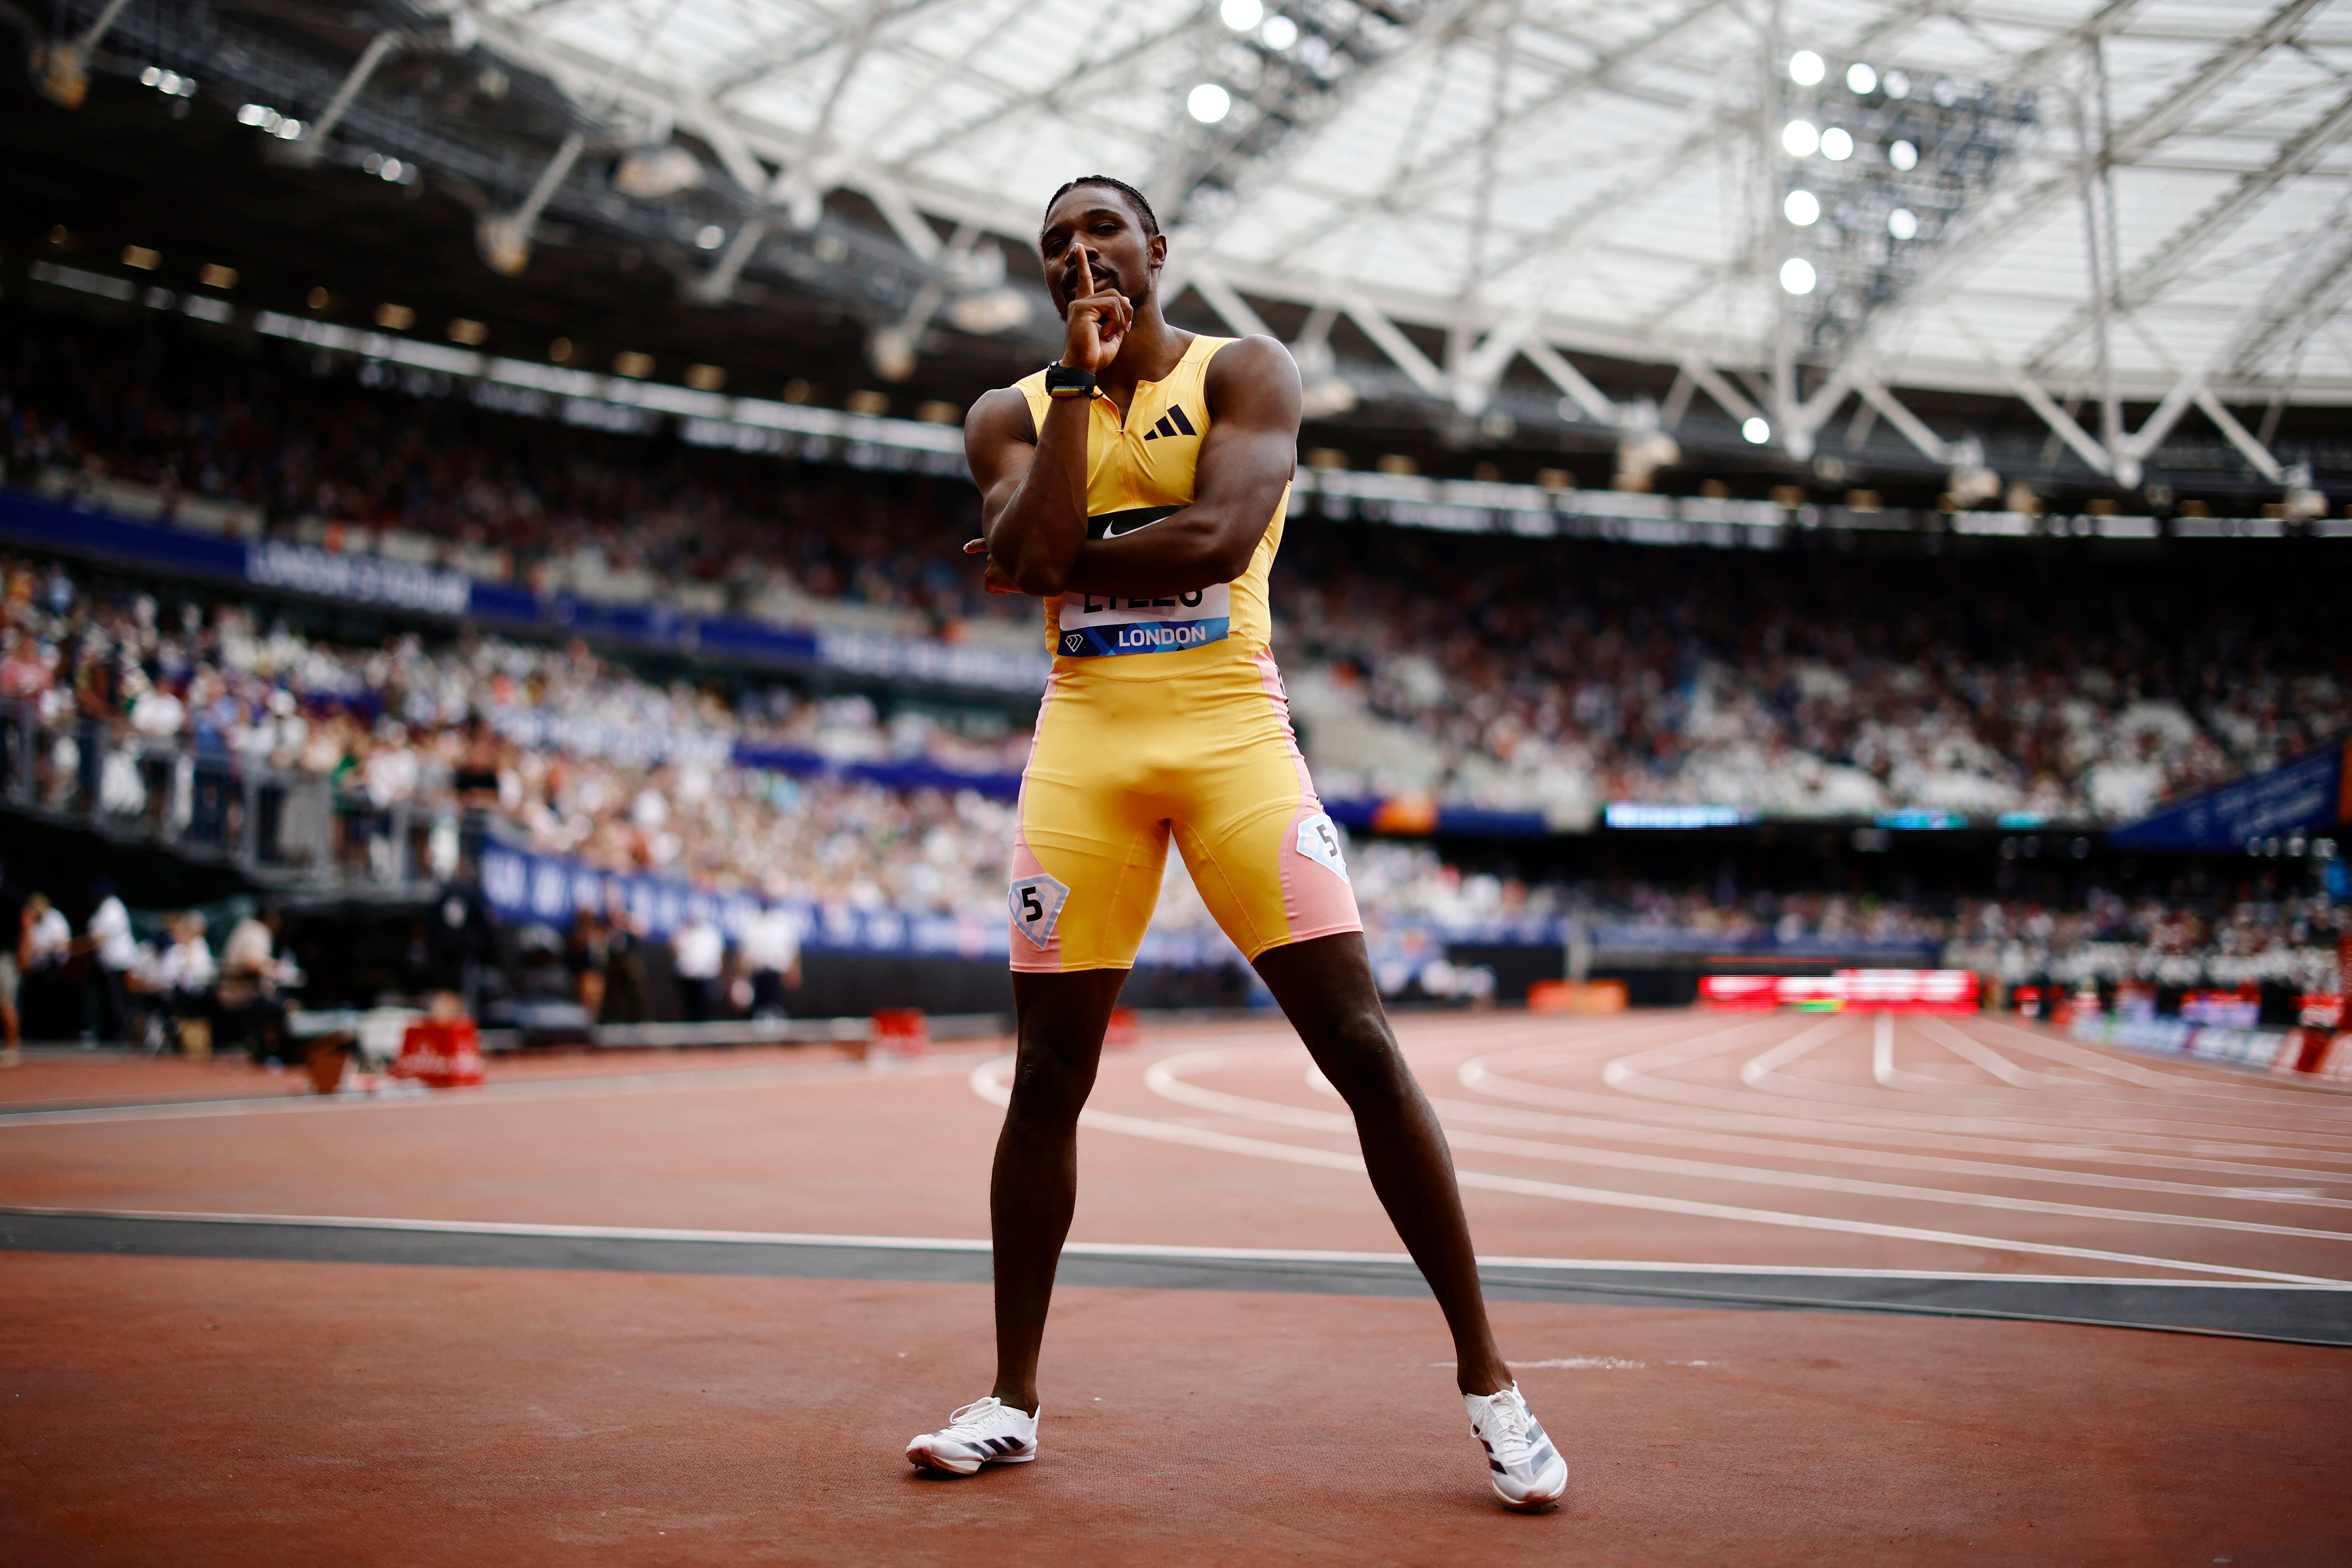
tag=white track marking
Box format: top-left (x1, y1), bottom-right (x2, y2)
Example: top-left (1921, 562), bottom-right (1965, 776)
top-left (1739, 1019), bottom-right (1850, 1087)
top-left (1926, 1016), bottom-right (2352, 1129)
top-left (1735, 1041), bottom-right (2350, 1143)
top-left (1140, 1049), bottom-right (2352, 1244)
top-left (1347, 1073), bottom-right (2352, 1211)
top-left (0, 1053), bottom-right (987, 1128)
top-left (1914, 1018), bottom-right (2065, 1088)
top-left (1966, 1016), bottom-right (2352, 1109)
top-left (967, 1058), bottom-right (2343, 1285)
top-left (22, 1203), bottom-right (2349, 1293)
top-left (1871, 1014), bottom-right (1993, 1091)
top-left (1566, 1021), bottom-right (2352, 1161)
top-left (1462, 1048), bottom-right (2352, 1181)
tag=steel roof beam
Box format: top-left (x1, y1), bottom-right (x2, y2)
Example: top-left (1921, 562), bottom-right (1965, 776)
top-left (2193, 390), bottom-right (2286, 482)
top-left (1338, 290), bottom-right (1451, 399)
top-left (1790, 0), bottom-right (2331, 446)
top-left (1266, 0), bottom-right (1735, 255)
top-left (2027, 89), bottom-right (2352, 370)
top-left (876, 15), bottom-right (1208, 167)
top-left (2230, 221), bottom-right (2352, 376)
top-left (1855, 382), bottom-right (1954, 466)
top-left (1187, 262), bottom-right (1276, 340)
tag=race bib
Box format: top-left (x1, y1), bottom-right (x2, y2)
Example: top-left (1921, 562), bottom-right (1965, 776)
top-left (1058, 584), bottom-right (1231, 657)
top-left (1295, 812), bottom-right (1349, 881)
top-left (1057, 503), bottom-right (1232, 658)
top-left (1008, 872), bottom-right (1070, 949)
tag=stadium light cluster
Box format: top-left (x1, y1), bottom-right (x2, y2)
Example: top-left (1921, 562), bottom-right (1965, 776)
top-left (137, 66), bottom-right (196, 98)
top-left (1776, 52), bottom-right (2039, 356)
top-left (358, 151), bottom-right (417, 185)
top-left (237, 102), bottom-right (307, 141)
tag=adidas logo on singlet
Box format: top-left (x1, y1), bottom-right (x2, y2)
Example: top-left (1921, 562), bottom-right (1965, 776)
top-left (1142, 405), bottom-right (1198, 440)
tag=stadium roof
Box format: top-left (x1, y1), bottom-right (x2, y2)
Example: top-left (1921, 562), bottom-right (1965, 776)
top-left (463, 0), bottom-right (2352, 471)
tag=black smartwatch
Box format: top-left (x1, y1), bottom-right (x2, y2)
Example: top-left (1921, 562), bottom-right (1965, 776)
top-left (1045, 364), bottom-right (1096, 399)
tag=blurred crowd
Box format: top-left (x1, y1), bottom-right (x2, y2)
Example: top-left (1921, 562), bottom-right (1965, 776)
top-left (1945, 888), bottom-right (2347, 994)
top-left (0, 554), bottom-right (1023, 910)
top-left (0, 300), bottom-right (1029, 643)
top-left (1277, 529), bottom-right (2348, 825)
top-left (0, 871), bottom-right (300, 1059)
top-left (7, 301), bottom-right (2347, 829)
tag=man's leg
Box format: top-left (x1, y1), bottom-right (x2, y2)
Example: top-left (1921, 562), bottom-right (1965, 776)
top-left (988, 967), bottom-right (1128, 1414)
top-left (1252, 932), bottom-right (1512, 1397)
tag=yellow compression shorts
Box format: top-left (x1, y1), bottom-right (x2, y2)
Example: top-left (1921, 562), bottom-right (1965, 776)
top-left (1006, 648), bottom-right (1363, 972)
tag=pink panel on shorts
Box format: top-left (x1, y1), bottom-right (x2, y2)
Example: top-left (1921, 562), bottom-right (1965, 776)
top-left (1255, 649), bottom-right (1362, 946)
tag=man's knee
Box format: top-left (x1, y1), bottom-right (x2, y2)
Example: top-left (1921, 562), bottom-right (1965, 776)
top-left (1312, 1008), bottom-right (1408, 1101)
top-left (1006, 1040), bottom-right (1093, 1123)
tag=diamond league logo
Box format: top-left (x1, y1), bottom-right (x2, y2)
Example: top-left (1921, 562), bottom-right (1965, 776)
top-left (1064, 632), bottom-right (1085, 654)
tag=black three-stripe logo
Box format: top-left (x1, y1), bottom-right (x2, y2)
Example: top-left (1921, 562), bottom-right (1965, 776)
top-left (1142, 404), bottom-right (1198, 441)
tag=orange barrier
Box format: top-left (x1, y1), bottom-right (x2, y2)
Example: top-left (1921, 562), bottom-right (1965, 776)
top-left (1104, 1007), bottom-right (1141, 1050)
top-left (870, 1008), bottom-right (929, 1058)
top-left (391, 1017), bottom-right (484, 1088)
top-left (1526, 980), bottom-right (1628, 1015)
top-left (1700, 969), bottom-right (1981, 1013)
top-left (2275, 996), bottom-right (2344, 1077)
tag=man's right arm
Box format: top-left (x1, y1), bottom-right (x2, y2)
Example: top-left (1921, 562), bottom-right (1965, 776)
top-left (963, 387), bottom-right (1090, 597)
top-left (964, 240), bottom-right (1133, 596)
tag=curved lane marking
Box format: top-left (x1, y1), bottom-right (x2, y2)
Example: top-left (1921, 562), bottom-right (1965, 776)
top-left (1140, 1048), bottom-right (2352, 1245)
top-left (1561, 1020), bottom-right (2352, 1161)
top-left (965, 1056), bottom-right (2344, 1285)
top-left (1460, 1048), bottom-right (2352, 1182)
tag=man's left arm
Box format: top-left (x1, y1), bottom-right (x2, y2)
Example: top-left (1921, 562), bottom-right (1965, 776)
top-left (1058, 336), bottom-right (1300, 599)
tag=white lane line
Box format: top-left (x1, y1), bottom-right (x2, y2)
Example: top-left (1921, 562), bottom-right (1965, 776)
top-left (1734, 1041), bottom-right (2352, 1143)
top-left (1573, 1025), bottom-right (2352, 1163)
top-left (1738, 1019), bottom-right (1850, 1087)
top-left (1872, 1014), bottom-right (1993, 1092)
top-left (1926, 1017), bottom-right (2352, 1134)
top-left (1966, 1016), bottom-right (2352, 1111)
top-left (1142, 1048), bottom-right (2352, 1245)
top-left (1470, 1035), bottom-right (2352, 1176)
top-left (1905, 1020), bottom-right (2352, 1133)
top-left (1601, 1016), bottom-right (1800, 1090)
top-left (1412, 1069), bottom-right (2352, 1211)
top-left (22, 1204), bottom-right (2345, 1290)
top-left (967, 1058), bottom-right (2343, 1285)
top-left (0, 1053), bottom-right (987, 1127)
top-left (1915, 1018), bottom-right (2063, 1089)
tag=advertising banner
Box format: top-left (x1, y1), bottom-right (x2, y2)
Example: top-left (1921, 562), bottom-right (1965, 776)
top-left (2110, 740), bottom-right (2351, 849)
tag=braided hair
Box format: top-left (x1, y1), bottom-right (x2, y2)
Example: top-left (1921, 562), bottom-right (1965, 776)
top-left (1040, 175), bottom-right (1160, 244)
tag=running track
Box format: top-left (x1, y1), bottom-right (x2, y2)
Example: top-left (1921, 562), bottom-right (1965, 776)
top-left (4, 1008), bottom-right (2348, 1563)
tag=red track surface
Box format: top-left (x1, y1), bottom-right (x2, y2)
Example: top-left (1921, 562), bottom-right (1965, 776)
top-left (6, 1008), bottom-right (2350, 1563)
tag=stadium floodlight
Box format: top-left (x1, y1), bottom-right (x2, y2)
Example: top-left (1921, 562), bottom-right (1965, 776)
top-left (1742, 416), bottom-right (1772, 443)
top-left (1781, 120), bottom-right (1819, 157)
top-left (1788, 51), bottom-right (1824, 85)
top-left (1820, 127), bottom-right (1853, 161)
top-left (1784, 190), bottom-right (1820, 226)
top-left (1888, 138), bottom-right (1918, 171)
top-left (1882, 69), bottom-right (1910, 99)
top-left (1221, 0), bottom-right (1263, 29)
top-left (1847, 62), bottom-right (1877, 94)
top-left (1887, 207), bottom-right (1919, 240)
top-left (696, 225), bottom-right (725, 250)
top-left (1779, 258), bottom-right (1817, 294)
top-left (1261, 14), bottom-right (1297, 48)
top-left (1188, 83), bottom-right (1232, 124)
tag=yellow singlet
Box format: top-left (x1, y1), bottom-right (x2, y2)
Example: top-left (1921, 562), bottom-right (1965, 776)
top-left (1002, 334), bottom-right (1361, 973)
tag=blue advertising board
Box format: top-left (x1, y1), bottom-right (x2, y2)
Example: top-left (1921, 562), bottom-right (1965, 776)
top-left (2110, 740), bottom-right (2351, 850)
